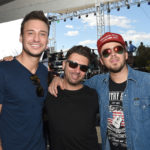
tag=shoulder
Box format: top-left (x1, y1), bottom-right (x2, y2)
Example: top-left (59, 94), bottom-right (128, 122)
top-left (128, 67), bottom-right (150, 82)
top-left (84, 85), bottom-right (97, 92)
top-left (0, 60), bottom-right (15, 72)
top-left (39, 62), bottom-right (48, 72)
top-left (136, 70), bottom-right (150, 79)
top-left (0, 60), bottom-right (12, 67)
top-left (45, 87), bottom-right (63, 101)
top-left (84, 73), bottom-right (108, 87)
top-left (45, 88), bottom-right (65, 107)
top-left (83, 85), bottom-right (98, 97)
top-left (38, 62), bottom-right (48, 78)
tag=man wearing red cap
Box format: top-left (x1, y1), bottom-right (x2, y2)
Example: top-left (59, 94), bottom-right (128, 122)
top-left (49, 32), bottom-right (150, 150)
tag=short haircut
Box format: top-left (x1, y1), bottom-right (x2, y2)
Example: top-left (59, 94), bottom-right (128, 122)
top-left (20, 10), bottom-right (50, 35)
top-left (66, 45), bottom-right (91, 64)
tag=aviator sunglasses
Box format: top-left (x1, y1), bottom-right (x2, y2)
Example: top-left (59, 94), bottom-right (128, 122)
top-left (30, 74), bottom-right (44, 97)
top-left (66, 60), bottom-right (89, 72)
top-left (102, 45), bottom-right (124, 58)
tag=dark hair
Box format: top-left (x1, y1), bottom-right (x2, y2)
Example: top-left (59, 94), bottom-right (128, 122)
top-left (66, 45), bottom-right (91, 64)
top-left (21, 10), bottom-right (50, 35)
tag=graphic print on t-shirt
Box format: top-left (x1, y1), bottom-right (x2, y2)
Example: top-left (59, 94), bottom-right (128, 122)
top-left (107, 91), bottom-right (127, 149)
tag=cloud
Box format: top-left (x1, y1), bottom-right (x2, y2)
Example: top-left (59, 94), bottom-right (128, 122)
top-left (81, 14), bottom-right (96, 27)
top-left (65, 25), bottom-right (73, 29)
top-left (122, 30), bottom-right (150, 44)
top-left (65, 30), bottom-right (79, 36)
top-left (109, 15), bottom-right (132, 29)
top-left (81, 14), bottom-right (132, 29)
top-left (78, 40), bottom-right (96, 45)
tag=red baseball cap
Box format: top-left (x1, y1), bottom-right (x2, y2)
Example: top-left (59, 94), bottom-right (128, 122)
top-left (97, 32), bottom-right (126, 54)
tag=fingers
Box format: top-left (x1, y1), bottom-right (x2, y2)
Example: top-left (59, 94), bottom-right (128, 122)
top-left (3, 56), bottom-right (14, 61)
top-left (48, 76), bottom-right (64, 97)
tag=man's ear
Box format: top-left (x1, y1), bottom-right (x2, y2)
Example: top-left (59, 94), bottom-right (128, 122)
top-left (99, 57), bottom-right (104, 65)
top-left (19, 35), bottom-right (22, 43)
top-left (125, 51), bottom-right (128, 60)
top-left (62, 60), bottom-right (66, 70)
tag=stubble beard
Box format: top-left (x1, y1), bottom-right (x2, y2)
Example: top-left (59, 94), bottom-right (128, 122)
top-left (68, 79), bottom-right (82, 86)
top-left (64, 73), bottom-right (83, 86)
top-left (108, 62), bottom-right (126, 73)
top-left (23, 45), bottom-right (43, 57)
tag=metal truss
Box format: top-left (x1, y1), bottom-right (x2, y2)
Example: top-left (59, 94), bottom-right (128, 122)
top-left (48, 0), bottom-right (149, 51)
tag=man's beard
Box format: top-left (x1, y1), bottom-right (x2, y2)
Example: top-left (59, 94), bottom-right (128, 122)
top-left (23, 46), bottom-right (43, 57)
top-left (64, 74), bottom-right (83, 86)
top-left (108, 62), bottom-right (126, 73)
top-left (67, 79), bottom-right (82, 86)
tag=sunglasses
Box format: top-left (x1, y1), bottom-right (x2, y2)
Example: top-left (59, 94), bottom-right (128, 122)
top-left (30, 74), bottom-right (44, 97)
top-left (66, 60), bottom-right (89, 72)
top-left (102, 45), bottom-right (124, 58)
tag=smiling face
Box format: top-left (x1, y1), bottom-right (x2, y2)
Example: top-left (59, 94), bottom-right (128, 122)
top-left (100, 42), bottom-right (128, 73)
top-left (20, 19), bottom-right (49, 57)
top-left (63, 53), bottom-right (89, 89)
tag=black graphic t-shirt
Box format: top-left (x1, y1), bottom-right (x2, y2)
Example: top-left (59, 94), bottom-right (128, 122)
top-left (107, 78), bottom-right (127, 150)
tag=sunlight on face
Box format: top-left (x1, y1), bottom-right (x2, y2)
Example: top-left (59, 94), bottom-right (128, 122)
top-left (20, 19), bottom-right (48, 57)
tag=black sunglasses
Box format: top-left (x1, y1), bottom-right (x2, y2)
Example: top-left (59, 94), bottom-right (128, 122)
top-left (30, 74), bottom-right (44, 97)
top-left (102, 45), bottom-right (124, 58)
top-left (66, 60), bottom-right (89, 72)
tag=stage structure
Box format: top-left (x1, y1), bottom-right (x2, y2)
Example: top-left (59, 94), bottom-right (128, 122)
top-left (0, 0), bottom-right (149, 52)
top-left (47, 0), bottom-right (149, 52)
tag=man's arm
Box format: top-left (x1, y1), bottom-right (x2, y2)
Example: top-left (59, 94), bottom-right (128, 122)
top-left (48, 75), bottom-right (97, 97)
top-left (48, 76), bottom-right (65, 97)
top-left (0, 140), bottom-right (2, 150)
top-left (48, 74), bottom-right (100, 97)
top-left (0, 104), bottom-right (2, 113)
top-left (0, 104), bottom-right (2, 150)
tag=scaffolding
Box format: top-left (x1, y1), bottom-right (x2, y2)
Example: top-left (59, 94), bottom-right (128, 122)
top-left (48, 0), bottom-right (149, 51)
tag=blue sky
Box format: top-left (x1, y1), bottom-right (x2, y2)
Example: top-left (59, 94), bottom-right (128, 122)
top-left (0, 2), bottom-right (150, 59)
top-left (55, 2), bottom-right (150, 51)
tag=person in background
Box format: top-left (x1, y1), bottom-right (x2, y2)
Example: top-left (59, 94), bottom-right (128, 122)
top-left (128, 40), bottom-right (137, 56)
top-left (0, 11), bottom-right (49, 150)
top-left (45, 45), bottom-right (99, 150)
top-left (49, 32), bottom-right (150, 150)
top-left (137, 42), bottom-right (145, 56)
top-left (58, 49), bottom-right (64, 60)
top-left (124, 41), bottom-right (129, 51)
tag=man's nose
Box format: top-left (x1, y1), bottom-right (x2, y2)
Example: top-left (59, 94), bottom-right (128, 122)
top-left (33, 34), bottom-right (40, 42)
top-left (74, 65), bottom-right (81, 73)
top-left (110, 49), bottom-right (116, 56)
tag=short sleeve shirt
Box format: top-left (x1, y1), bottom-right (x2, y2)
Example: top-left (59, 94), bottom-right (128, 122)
top-left (0, 59), bottom-right (48, 150)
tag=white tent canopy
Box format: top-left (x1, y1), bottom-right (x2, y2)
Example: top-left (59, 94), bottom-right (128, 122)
top-left (0, 0), bottom-right (121, 23)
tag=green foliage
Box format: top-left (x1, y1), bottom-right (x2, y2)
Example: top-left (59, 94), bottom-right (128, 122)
top-left (133, 46), bottom-right (150, 72)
